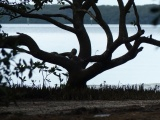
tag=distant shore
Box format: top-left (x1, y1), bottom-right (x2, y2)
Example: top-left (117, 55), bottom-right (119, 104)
top-left (0, 4), bottom-right (158, 25)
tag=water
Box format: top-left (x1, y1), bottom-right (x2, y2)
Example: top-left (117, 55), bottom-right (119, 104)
top-left (1, 24), bottom-right (160, 87)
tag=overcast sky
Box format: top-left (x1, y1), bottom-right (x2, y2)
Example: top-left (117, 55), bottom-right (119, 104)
top-left (96, 0), bottom-right (160, 5)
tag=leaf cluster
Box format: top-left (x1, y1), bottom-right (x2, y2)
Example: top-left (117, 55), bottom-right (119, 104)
top-left (32, 0), bottom-right (53, 10)
top-left (0, 48), bottom-right (18, 86)
top-left (0, 51), bottom-right (67, 87)
top-left (0, 1), bottom-right (31, 20)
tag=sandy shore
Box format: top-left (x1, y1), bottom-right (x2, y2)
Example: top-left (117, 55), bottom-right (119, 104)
top-left (1, 100), bottom-right (160, 120)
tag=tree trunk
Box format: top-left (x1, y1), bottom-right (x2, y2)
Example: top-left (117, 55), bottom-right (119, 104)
top-left (66, 71), bottom-right (87, 89)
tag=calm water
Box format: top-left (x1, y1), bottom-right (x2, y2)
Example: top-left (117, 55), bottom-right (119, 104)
top-left (1, 24), bottom-right (160, 86)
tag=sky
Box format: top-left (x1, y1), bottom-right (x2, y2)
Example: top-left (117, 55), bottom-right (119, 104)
top-left (96, 0), bottom-right (160, 5)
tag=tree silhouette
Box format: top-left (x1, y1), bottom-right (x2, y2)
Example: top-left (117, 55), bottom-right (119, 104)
top-left (0, 0), bottom-right (160, 88)
top-left (151, 4), bottom-right (160, 25)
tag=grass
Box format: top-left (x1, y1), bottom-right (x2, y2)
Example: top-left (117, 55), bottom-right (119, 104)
top-left (1, 83), bottom-right (160, 105)
top-left (1, 84), bottom-right (160, 120)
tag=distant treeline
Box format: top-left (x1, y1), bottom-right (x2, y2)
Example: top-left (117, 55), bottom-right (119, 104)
top-left (0, 4), bottom-right (158, 24)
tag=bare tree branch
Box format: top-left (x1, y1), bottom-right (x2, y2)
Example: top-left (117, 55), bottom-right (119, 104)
top-left (133, 2), bottom-right (141, 31)
top-left (83, 40), bottom-right (143, 81)
top-left (84, 29), bottom-right (145, 63)
top-left (0, 33), bottom-right (76, 71)
top-left (117, 0), bottom-right (142, 51)
top-left (124, 0), bottom-right (134, 50)
top-left (79, 0), bottom-right (92, 18)
top-left (90, 1), bottom-right (113, 53)
top-left (117, 0), bottom-right (128, 40)
top-left (62, 0), bottom-right (73, 5)
top-left (125, 0), bottom-right (134, 13)
top-left (83, 34), bottom-right (160, 82)
top-left (58, 0), bottom-right (73, 10)
top-left (124, 0), bottom-right (142, 51)
top-left (140, 37), bottom-right (160, 46)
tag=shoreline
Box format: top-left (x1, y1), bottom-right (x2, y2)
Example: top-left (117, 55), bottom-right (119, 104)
top-left (1, 100), bottom-right (160, 119)
top-left (1, 100), bottom-right (160, 115)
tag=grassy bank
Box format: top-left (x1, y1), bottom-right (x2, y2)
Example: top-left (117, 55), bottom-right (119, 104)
top-left (1, 84), bottom-right (160, 106)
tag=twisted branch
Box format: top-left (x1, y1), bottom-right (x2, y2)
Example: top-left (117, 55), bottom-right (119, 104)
top-left (90, 1), bottom-right (113, 49)
top-left (0, 33), bottom-right (76, 71)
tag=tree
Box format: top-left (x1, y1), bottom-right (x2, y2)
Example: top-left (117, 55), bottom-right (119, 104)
top-left (0, 0), bottom-right (160, 89)
top-left (150, 4), bottom-right (160, 25)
